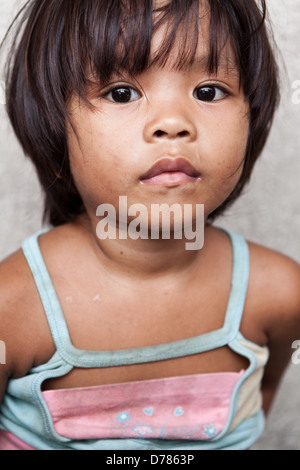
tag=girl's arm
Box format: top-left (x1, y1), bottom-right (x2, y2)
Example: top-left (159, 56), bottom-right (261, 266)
top-left (0, 367), bottom-right (8, 408)
top-left (0, 252), bottom-right (25, 406)
top-left (261, 329), bottom-right (299, 416)
top-left (249, 245), bottom-right (300, 415)
top-left (0, 249), bottom-right (54, 406)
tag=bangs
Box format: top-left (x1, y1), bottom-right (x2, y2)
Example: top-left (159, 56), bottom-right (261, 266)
top-left (52, 0), bottom-right (239, 99)
top-left (4, 0), bottom-right (257, 110)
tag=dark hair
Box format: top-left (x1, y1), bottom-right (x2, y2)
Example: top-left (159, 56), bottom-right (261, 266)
top-left (2, 0), bottom-right (280, 226)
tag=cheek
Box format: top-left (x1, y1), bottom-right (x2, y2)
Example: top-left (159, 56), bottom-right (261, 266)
top-left (67, 123), bottom-right (134, 210)
top-left (199, 105), bottom-right (250, 213)
top-left (69, 111), bottom-right (134, 170)
top-left (211, 108), bottom-right (249, 179)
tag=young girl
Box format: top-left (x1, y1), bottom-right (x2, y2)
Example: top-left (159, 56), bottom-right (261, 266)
top-left (0, 0), bottom-right (299, 451)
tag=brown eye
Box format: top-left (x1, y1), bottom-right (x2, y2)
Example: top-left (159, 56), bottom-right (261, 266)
top-left (105, 87), bottom-right (140, 103)
top-left (194, 86), bottom-right (226, 102)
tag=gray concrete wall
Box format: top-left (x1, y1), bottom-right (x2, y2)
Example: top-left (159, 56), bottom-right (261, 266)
top-left (0, 0), bottom-right (299, 450)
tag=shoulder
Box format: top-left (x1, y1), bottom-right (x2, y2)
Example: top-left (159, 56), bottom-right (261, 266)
top-left (0, 221), bottom-right (84, 379)
top-left (246, 239), bottom-right (300, 341)
top-left (241, 240), bottom-right (300, 411)
top-left (210, 227), bottom-right (300, 343)
top-left (0, 242), bottom-right (55, 380)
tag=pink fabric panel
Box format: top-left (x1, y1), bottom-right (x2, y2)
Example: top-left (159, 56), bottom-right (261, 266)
top-left (42, 371), bottom-right (244, 440)
top-left (0, 431), bottom-right (35, 450)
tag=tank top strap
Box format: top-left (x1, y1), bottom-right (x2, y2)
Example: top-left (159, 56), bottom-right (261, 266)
top-left (219, 226), bottom-right (250, 337)
top-left (22, 230), bottom-right (73, 359)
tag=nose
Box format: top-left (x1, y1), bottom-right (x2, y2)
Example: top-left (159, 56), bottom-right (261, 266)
top-left (143, 111), bottom-right (197, 143)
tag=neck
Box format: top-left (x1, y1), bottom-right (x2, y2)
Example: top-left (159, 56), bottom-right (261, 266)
top-left (75, 213), bottom-right (210, 280)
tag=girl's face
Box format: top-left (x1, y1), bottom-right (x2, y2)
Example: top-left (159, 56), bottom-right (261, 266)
top-left (67, 14), bottom-right (250, 230)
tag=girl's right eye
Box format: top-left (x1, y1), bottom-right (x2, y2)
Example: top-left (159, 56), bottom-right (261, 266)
top-left (103, 86), bottom-right (141, 104)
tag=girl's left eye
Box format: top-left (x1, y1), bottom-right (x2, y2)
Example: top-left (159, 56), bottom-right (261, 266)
top-left (104, 86), bottom-right (141, 103)
top-left (194, 86), bottom-right (227, 102)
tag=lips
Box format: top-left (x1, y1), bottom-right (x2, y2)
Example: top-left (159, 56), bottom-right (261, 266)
top-left (140, 158), bottom-right (201, 186)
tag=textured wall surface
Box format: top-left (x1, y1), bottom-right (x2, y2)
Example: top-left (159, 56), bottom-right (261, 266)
top-left (0, 0), bottom-right (299, 450)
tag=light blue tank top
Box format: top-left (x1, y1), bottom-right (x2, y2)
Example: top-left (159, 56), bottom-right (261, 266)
top-left (0, 228), bottom-right (268, 450)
